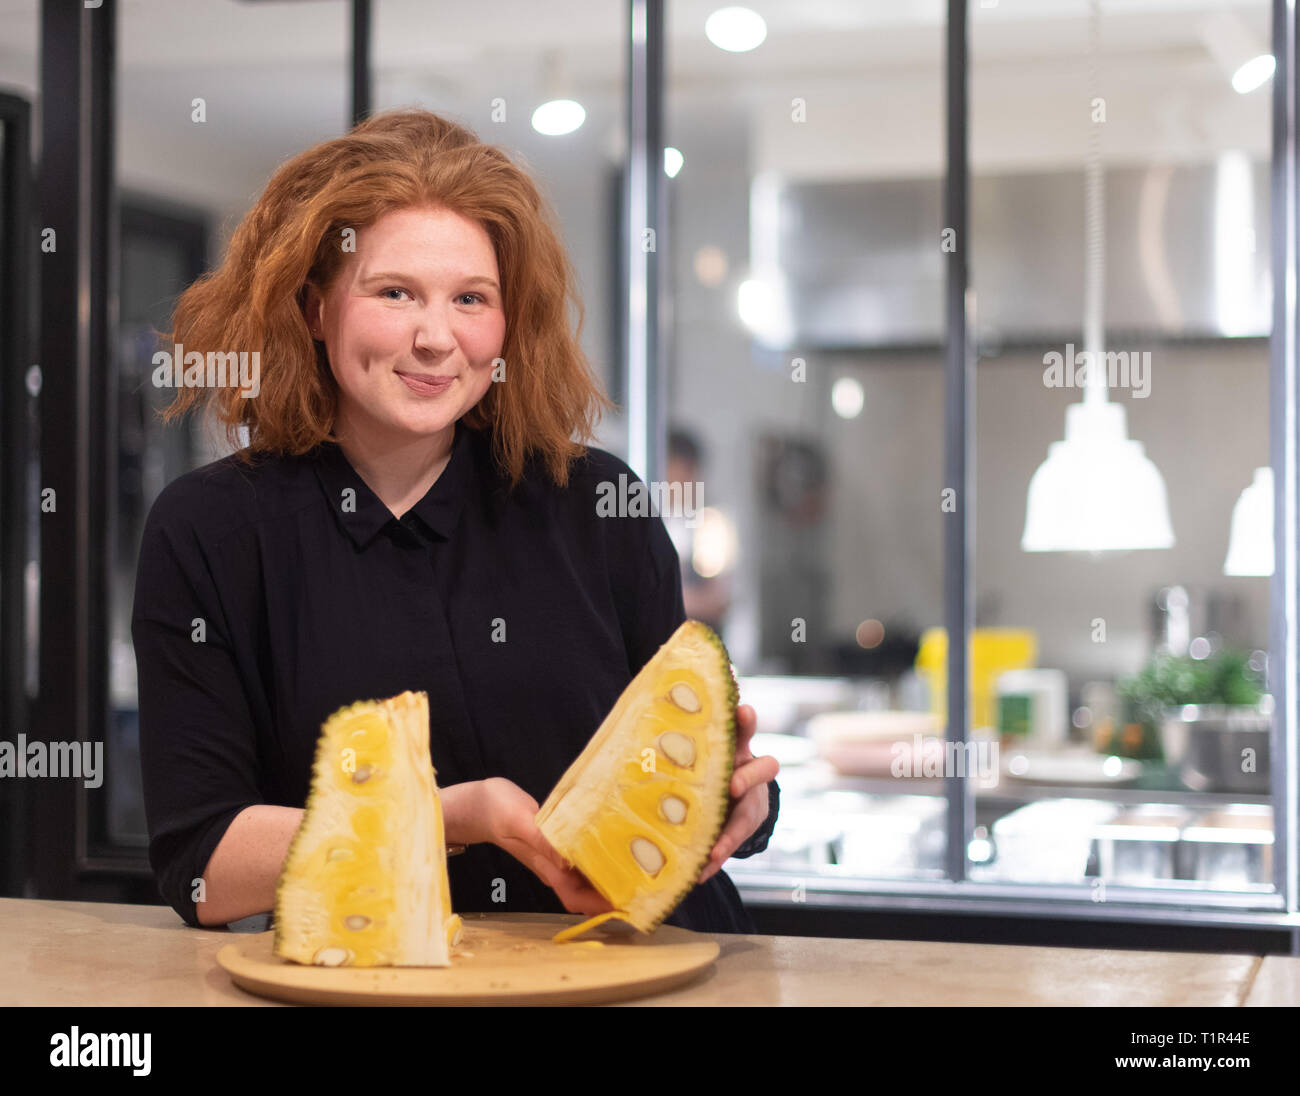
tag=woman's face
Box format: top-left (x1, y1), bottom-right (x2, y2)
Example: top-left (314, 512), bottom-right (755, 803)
top-left (304, 204), bottom-right (505, 450)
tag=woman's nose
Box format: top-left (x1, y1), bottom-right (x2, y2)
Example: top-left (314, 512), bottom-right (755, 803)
top-left (411, 302), bottom-right (456, 353)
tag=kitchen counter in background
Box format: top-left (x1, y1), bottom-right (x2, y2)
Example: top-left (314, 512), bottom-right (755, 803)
top-left (3, 897), bottom-right (1297, 1007)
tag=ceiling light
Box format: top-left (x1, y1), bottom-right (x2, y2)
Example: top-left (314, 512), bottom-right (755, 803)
top-left (1022, 399), bottom-right (1175, 551)
top-left (1224, 467), bottom-right (1273, 576)
top-left (705, 7), bottom-right (767, 53)
top-left (1232, 54), bottom-right (1275, 94)
top-left (1199, 12), bottom-right (1274, 93)
top-left (831, 377), bottom-right (864, 419)
top-left (531, 99), bottom-right (585, 136)
top-left (737, 277), bottom-right (794, 348)
top-left (1022, 0), bottom-right (1174, 554)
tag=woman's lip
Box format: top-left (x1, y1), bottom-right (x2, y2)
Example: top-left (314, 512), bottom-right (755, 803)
top-left (396, 372), bottom-right (455, 395)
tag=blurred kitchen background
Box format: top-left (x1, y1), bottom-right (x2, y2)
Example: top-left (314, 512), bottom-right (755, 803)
top-left (1, 0), bottom-right (1294, 948)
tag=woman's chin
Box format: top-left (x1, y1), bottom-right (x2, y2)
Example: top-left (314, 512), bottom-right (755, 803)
top-left (385, 401), bottom-right (458, 429)
top-left (338, 393), bottom-right (472, 444)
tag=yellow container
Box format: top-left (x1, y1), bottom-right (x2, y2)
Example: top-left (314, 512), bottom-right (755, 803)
top-left (915, 627), bottom-right (1038, 731)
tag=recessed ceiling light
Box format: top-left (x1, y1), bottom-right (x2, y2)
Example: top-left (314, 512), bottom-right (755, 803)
top-left (705, 7), bottom-right (767, 53)
top-left (531, 99), bottom-right (585, 136)
top-left (831, 376), bottom-right (864, 419)
top-left (1232, 54), bottom-right (1275, 94)
top-left (664, 146), bottom-right (684, 177)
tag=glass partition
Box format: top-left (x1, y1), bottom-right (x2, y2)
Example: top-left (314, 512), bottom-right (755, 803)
top-left (374, 0), bottom-right (627, 431)
top-left (102, 0), bottom-right (353, 856)
top-left (5, 0), bottom-right (1293, 926)
top-left (663, 3), bottom-right (949, 884)
top-left (967, 0), bottom-right (1276, 897)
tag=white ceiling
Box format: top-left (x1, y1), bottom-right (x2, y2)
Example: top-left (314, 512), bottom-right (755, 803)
top-left (0, 0), bottom-right (1276, 209)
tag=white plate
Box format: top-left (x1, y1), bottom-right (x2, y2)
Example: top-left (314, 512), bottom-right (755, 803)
top-left (804, 710), bottom-right (941, 746)
top-left (1001, 749), bottom-right (1143, 786)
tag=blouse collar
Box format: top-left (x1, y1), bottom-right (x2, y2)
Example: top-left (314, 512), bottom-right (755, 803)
top-left (312, 418), bottom-right (476, 548)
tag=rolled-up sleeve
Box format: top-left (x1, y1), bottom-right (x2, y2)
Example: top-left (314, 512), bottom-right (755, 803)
top-left (731, 779), bottom-right (779, 859)
top-left (131, 495), bottom-right (264, 928)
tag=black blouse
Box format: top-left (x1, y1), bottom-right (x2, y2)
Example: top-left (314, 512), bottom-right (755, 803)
top-left (131, 417), bottom-right (779, 934)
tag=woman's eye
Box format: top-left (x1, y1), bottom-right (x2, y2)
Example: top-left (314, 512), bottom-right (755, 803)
top-left (381, 289), bottom-right (483, 304)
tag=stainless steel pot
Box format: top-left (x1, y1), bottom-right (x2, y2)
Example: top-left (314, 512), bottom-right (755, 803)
top-left (1158, 704), bottom-right (1271, 793)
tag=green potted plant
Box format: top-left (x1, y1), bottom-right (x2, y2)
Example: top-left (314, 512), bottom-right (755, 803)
top-left (1111, 648), bottom-right (1268, 788)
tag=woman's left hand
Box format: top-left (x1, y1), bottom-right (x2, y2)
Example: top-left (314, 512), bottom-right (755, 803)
top-left (697, 703), bottom-right (779, 885)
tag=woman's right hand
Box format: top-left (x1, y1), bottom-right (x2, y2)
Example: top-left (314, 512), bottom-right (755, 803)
top-left (470, 777), bottom-right (615, 917)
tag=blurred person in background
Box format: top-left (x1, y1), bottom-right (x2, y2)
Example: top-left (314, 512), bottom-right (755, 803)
top-left (665, 428), bottom-right (733, 633)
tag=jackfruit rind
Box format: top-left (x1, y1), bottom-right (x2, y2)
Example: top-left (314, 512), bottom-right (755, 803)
top-left (536, 620), bottom-right (739, 935)
top-left (272, 690), bottom-right (462, 966)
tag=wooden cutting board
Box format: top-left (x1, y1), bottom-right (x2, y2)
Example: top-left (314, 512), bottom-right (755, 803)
top-left (216, 912), bottom-right (720, 1006)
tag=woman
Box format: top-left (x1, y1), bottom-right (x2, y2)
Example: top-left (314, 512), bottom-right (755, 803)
top-left (132, 108), bottom-right (780, 935)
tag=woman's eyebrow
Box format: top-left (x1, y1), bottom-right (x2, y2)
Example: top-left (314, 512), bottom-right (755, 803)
top-left (360, 270), bottom-right (499, 291)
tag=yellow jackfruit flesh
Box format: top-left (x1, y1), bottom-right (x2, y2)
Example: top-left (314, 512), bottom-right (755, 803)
top-left (536, 620), bottom-right (738, 938)
top-left (273, 690), bottom-right (462, 966)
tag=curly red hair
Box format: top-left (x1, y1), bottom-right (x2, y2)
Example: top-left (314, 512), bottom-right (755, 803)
top-left (160, 108), bottom-right (614, 488)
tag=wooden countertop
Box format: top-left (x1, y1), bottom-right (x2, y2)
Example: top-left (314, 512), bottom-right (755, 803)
top-left (3, 897), bottom-right (1297, 1006)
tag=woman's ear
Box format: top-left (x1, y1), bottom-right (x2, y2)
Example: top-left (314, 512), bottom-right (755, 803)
top-left (301, 282), bottom-right (324, 341)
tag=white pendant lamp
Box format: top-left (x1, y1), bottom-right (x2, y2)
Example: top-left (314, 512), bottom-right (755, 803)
top-left (1021, 0), bottom-right (1175, 554)
top-left (1022, 397), bottom-right (1176, 552)
top-left (1224, 467), bottom-right (1274, 576)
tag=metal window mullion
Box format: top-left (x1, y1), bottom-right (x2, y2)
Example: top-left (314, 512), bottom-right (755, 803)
top-left (624, 0), bottom-right (664, 486)
top-left (944, 0), bottom-right (974, 883)
top-left (1271, 0), bottom-right (1300, 947)
top-left (351, 0), bottom-right (371, 126)
top-left (36, 0), bottom-right (113, 891)
top-left (77, 0), bottom-right (116, 869)
top-left (0, 92), bottom-right (33, 896)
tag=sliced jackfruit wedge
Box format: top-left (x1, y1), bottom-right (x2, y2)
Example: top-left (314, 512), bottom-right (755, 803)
top-left (536, 620), bottom-right (738, 939)
top-left (273, 690), bottom-right (462, 966)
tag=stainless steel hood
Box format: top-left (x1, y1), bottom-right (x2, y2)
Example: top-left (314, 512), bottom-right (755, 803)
top-left (768, 159), bottom-right (1271, 348)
